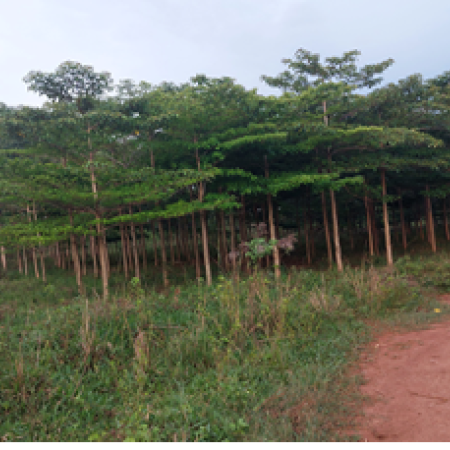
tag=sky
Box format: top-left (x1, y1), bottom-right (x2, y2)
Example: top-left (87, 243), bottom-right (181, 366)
top-left (1, 0), bottom-right (449, 107)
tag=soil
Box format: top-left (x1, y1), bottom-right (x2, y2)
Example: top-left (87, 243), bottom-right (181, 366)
top-left (352, 295), bottom-right (450, 442)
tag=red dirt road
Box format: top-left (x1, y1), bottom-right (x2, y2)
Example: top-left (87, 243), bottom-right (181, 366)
top-left (355, 303), bottom-right (450, 441)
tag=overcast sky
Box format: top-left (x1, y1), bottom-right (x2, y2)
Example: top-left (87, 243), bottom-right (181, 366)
top-left (1, 0), bottom-right (449, 107)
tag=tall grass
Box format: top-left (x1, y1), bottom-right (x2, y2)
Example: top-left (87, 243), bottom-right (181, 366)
top-left (1, 253), bottom-right (449, 441)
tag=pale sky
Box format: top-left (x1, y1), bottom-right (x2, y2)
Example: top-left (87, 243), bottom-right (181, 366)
top-left (1, 0), bottom-right (449, 107)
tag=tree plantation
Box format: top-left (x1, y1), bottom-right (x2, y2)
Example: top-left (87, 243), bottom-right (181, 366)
top-left (3, 49), bottom-right (450, 443)
top-left (0, 50), bottom-right (449, 297)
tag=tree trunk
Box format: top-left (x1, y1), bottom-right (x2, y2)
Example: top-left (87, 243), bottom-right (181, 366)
top-left (296, 198), bottom-right (302, 262)
top-left (425, 185), bottom-right (437, 253)
top-left (151, 220), bottom-right (159, 267)
top-left (275, 204), bottom-right (280, 239)
top-left (167, 219), bottom-right (175, 265)
top-left (189, 189), bottom-right (201, 278)
top-left (307, 189), bottom-right (315, 259)
top-left (96, 217), bottom-right (109, 298)
top-left (23, 247), bottom-right (28, 275)
top-left (239, 195), bottom-right (249, 273)
top-left (129, 207), bottom-right (140, 279)
top-left (219, 191), bottom-right (229, 271)
top-left (69, 210), bottom-right (83, 295)
top-left (90, 151), bottom-right (108, 298)
top-left (175, 218), bottom-right (182, 263)
top-left (265, 156), bottom-right (281, 279)
top-left (364, 192), bottom-right (374, 257)
top-left (417, 203), bottom-right (424, 240)
top-left (17, 248), bottom-right (23, 273)
top-left (263, 202), bottom-right (270, 268)
top-left (158, 220), bottom-right (169, 287)
top-left (371, 200), bottom-right (380, 256)
top-left (380, 168), bottom-right (393, 266)
top-left (347, 209), bottom-right (354, 251)
top-left (80, 235), bottom-right (87, 276)
top-left (56, 241), bottom-right (61, 268)
top-left (443, 197), bottom-right (450, 241)
top-left (327, 153), bottom-right (343, 272)
top-left (90, 229), bottom-right (98, 278)
top-left (195, 148), bottom-right (212, 286)
top-left (1, 246), bottom-right (6, 272)
top-left (183, 216), bottom-right (191, 263)
top-left (321, 191), bottom-right (333, 267)
top-left (398, 189), bottom-right (407, 251)
top-left (304, 208), bottom-right (311, 265)
top-left (32, 202), bottom-right (46, 283)
top-left (124, 225), bottom-right (133, 273)
top-left (329, 187), bottom-right (343, 272)
top-left (139, 207), bottom-right (147, 272)
top-left (120, 219), bottom-right (129, 280)
top-left (229, 210), bottom-right (237, 272)
top-left (27, 204), bottom-right (39, 279)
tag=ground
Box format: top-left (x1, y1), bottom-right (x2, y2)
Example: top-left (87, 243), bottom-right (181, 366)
top-left (352, 295), bottom-right (450, 442)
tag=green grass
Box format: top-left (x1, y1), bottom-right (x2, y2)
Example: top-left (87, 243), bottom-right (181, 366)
top-left (1, 250), bottom-right (450, 442)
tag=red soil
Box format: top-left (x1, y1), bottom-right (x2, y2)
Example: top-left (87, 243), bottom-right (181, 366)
top-left (354, 297), bottom-right (450, 441)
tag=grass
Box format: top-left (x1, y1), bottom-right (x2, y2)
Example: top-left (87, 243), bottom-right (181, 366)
top-left (1, 248), bottom-right (450, 442)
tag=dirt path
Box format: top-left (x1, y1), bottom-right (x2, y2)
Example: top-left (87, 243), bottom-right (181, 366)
top-left (354, 296), bottom-right (450, 442)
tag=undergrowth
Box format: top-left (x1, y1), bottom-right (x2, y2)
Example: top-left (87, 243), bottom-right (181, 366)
top-left (1, 251), bottom-right (449, 442)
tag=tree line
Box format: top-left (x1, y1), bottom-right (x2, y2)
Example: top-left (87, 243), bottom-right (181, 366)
top-left (0, 49), bottom-right (449, 297)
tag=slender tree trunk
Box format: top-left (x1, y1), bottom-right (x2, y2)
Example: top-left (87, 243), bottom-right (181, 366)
top-left (158, 220), bottom-right (169, 287)
top-left (364, 192), bottom-right (374, 257)
top-left (151, 150), bottom-right (169, 286)
top-left (90, 229), bottom-right (98, 278)
top-left (27, 204), bottom-right (39, 279)
top-left (17, 248), bottom-right (23, 273)
top-left (265, 156), bottom-right (281, 279)
top-left (239, 195), bottom-right (249, 273)
top-left (124, 225), bottom-right (133, 273)
top-left (195, 148), bottom-right (212, 286)
top-left (129, 207), bottom-right (140, 279)
top-left (219, 189), bottom-right (229, 272)
top-left (23, 247), bottom-right (28, 275)
top-left (263, 202), bottom-right (270, 268)
top-left (1, 246), bottom-right (6, 272)
top-left (275, 205), bottom-right (280, 239)
top-left (347, 209), bottom-right (354, 251)
top-left (327, 153), bottom-right (343, 272)
top-left (189, 189), bottom-right (201, 278)
top-left (417, 203), bottom-right (424, 240)
top-left (80, 235), bottom-right (87, 276)
top-left (175, 218), bottom-right (182, 263)
top-left (321, 191), bottom-right (333, 267)
top-left (151, 221), bottom-right (159, 267)
top-left (296, 198), bottom-right (302, 262)
top-left (139, 207), bottom-right (147, 272)
top-left (90, 151), bottom-right (108, 298)
top-left (304, 208), bottom-right (311, 265)
top-left (182, 215), bottom-right (191, 264)
top-left (329, 187), bottom-right (344, 272)
top-left (69, 210), bottom-right (83, 295)
top-left (307, 190), bottom-right (315, 259)
top-left (120, 218), bottom-right (129, 280)
top-left (380, 168), bottom-right (393, 266)
top-left (167, 219), bottom-right (175, 265)
top-left (371, 200), bottom-right (380, 256)
top-left (229, 210), bottom-right (237, 272)
top-left (426, 185), bottom-right (437, 253)
top-left (398, 189), bottom-right (407, 252)
top-left (33, 202), bottom-right (46, 283)
top-left (56, 241), bottom-right (61, 268)
top-left (443, 197), bottom-right (450, 241)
